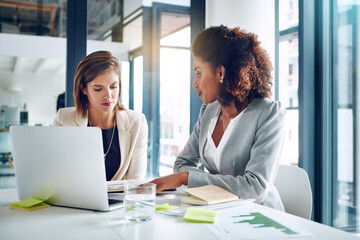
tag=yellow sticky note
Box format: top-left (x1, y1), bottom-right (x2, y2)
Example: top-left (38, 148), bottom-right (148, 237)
top-left (183, 207), bottom-right (216, 223)
top-left (156, 203), bottom-right (179, 211)
top-left (10, 197), bottom-right (50, 211)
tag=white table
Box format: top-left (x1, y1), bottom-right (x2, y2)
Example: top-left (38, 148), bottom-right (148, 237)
top-left (0, 189), bottom-right (359, 240)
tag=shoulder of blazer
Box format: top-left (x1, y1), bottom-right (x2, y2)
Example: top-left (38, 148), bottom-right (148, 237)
top-left (124, 108), bottom-right (144, 121)
top-left (57, 107), bottom-right (77, 117)
top-left (56, 107), bottom-right (86, 126)
top-left (245, 98), bottom-right (286, 127)
top-left (116, 109), bottom-right (145, 131)
top-left (246, 98), bottom-right (284, 113)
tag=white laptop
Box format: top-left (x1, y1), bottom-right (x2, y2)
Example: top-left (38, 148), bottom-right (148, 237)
top-left (10, 126), bottom-right (123, 211)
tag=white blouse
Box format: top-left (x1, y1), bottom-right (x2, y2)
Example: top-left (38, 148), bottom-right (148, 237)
top-left (204, 110), bottom-right (243, 172)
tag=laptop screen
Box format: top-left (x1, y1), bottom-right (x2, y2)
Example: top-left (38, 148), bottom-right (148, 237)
top-left (10, 126), bottom-right (117, 211)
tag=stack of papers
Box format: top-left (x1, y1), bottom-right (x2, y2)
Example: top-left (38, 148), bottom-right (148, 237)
top-left (182, 185), bottom-right (239, 205)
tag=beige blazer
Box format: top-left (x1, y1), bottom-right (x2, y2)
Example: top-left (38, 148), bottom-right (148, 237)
top-left (54, 107), bottom-right (148, 180)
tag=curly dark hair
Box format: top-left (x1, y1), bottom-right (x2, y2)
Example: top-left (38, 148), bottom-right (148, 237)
top-left (191, 25), bottom-right (273, 110)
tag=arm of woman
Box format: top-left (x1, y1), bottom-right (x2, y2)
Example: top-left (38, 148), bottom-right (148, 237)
top-left (150, 172), bottom-right (189, 192)
top-left (124, 114), bottom-right (148, 180)
top-left (187, 103), bottom-right (286, 204)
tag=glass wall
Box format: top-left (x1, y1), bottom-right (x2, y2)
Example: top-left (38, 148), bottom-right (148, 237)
top-left (0, 0), bottom-right (67, 188)
top-left (278, 0), bottom-right (299, 166)
top-left (332, 1), bottom-right (359, 232)
top-left (86, 0), bottom-right (130, 109)
top-left (159, 13), bottom-right (190, 176)
top-left (133, 55), bottom-right (143, 113)
top-left (125, 14), bottom-right (144, 111)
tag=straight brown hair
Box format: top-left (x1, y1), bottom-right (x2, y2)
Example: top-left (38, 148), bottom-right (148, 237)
top-left (73, 51), bottom-right (125, 117)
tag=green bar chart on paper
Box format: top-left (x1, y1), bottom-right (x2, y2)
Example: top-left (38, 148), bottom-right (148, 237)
top-left (206, 208), bottom-right (313, 240)
top-left (233, 212), bottom-right (297, 235)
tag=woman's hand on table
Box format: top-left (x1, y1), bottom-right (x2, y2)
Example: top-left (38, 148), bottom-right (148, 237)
top-left (150, 172), bottom-right (189, 193)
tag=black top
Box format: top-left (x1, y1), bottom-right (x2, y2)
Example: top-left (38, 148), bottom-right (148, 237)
top-left (101, 126), bottom-right (121, 181)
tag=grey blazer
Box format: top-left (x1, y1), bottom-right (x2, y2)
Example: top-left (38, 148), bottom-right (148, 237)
top-left (174, 98), bottom-right (286, 210)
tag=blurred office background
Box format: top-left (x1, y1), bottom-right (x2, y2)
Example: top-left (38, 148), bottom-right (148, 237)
top-left (0, 0), bottom-right (359, 234)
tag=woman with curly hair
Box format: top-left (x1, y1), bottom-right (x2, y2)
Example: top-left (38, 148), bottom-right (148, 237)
top-left (151, 25), bottom-right (286, 210)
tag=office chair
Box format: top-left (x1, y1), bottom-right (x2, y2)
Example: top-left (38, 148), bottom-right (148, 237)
top-left (274, 165), bottom-right (313, 219)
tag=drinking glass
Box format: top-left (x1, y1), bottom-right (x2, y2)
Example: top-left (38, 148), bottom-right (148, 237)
top-left (124, 183), bottom-right (156, 222)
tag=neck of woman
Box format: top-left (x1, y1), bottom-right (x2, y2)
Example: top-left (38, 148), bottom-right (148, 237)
top-left (88, 109), bottom-right (116, 129)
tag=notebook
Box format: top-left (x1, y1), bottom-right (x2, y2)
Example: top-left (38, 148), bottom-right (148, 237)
top-left (182, 185), bottom-right (239, 205)
top-left (10, 126), bottom-right (123, 211)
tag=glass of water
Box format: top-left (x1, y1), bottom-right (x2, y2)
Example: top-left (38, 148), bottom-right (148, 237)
top-left (124, 183), bottom-right (156, 222)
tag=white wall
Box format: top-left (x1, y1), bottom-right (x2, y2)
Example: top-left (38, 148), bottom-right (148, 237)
top-left (206, 0), bottom-right (275, 66)
top-left (0, 70), bottom-right (64, 126)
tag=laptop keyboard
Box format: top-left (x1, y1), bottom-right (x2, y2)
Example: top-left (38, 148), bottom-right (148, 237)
top-left (108, 199), bottom-right (123, 205)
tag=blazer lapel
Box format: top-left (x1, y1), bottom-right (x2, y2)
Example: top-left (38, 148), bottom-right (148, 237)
top-left (116, 110), bottom-right (131, 177)
top-left (198, 102), bottom-right (221, 174)
top-left (199, 103), bottom-right (221, 158)
top-left (74, 112), bottom-right (88, 126)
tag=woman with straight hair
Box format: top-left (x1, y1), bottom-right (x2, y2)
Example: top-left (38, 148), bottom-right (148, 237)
top-left (151, 25), bottom-right (286, 210)
top-left (54, 51), bottom-right (148, 181)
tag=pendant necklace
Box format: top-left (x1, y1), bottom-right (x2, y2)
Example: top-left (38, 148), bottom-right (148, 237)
top-left (88, 116), bottom-right (116, 160)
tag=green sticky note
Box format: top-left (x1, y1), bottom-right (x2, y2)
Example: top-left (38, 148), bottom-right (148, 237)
top-left (183, 207), bottom-right (217, 223)
top-left (156, 203), bottom-right (179, 211)
top-left (10, 197), bottom-right (50, 211)
top-left (13, 197), bottom-right (43, 207)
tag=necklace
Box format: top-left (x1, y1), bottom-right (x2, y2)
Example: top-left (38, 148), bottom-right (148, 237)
top-left (88, 116), bottom-right (116, 160)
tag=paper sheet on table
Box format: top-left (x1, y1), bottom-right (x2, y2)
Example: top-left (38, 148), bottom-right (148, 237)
top-left (156, 198), bottom-right (255, 217)
top-left (206, 207), bottom-right (314, 239)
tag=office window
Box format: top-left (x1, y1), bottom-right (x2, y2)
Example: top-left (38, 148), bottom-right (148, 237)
top-left (133, 55), bottom-right (143, 113)
top-left (332, 1), bottom-right (360, 232)
top-left (278, 0), bottom-right (299, 166)
top-left (279, 0), bottom-right (298, 31)
top-left (0, 0), bottom-right (62, 37)
top-left (86, 0), bottom-right (130, 109)
top-left (159, 13), bottom-right (190, 176)
top-left (87, 0), bottom-right (120, 40)
top-left (123, 16), bottom-right (143, 51)
top-left (125, 15), bottom-right (144, 111)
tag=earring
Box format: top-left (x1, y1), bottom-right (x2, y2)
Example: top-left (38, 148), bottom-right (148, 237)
top-left (220, 78), bottom-right (223, 84)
